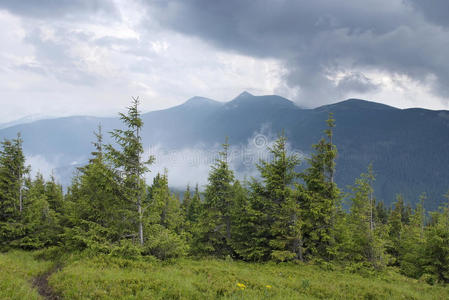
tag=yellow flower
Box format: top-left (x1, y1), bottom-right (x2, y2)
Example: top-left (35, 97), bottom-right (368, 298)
top-left (265, 285), bottom-right (272, 289)
top-left (236, 282), bottom-right (246, 290)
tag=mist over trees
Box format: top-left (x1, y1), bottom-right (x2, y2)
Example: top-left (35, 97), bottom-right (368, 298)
top-left (1, 100), bottom-right (449, 284)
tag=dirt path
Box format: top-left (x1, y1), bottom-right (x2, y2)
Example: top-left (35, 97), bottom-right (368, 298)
top-left (32, 265), bottom-right (62, 300)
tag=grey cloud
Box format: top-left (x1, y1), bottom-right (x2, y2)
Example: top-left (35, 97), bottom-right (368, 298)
top-left (405, 0), bottom-right (449, 27)
top-left (144, 0), bottom-right (449, 106)
top-left (0, 0), bottom-right (117, 19)
top-left (21, 27), bottom-right (99, 86)
top-left (336, 72), bottom-right (380, 94)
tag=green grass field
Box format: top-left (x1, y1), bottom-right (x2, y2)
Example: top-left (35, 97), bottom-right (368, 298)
top-left (0, 251), bottom-right (52, 300)
top-left (1, 251), bottom-right (449, 299)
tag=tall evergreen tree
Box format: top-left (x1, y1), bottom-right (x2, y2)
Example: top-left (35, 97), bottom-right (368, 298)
top-left (144, 171), bottom-right (187, 259)
top-left (195, 138), bottom-right (235, 256)
top-left (347, 164), bottom-right (387, 266)
top-left (299, 113), bottom-right (340, 260)
top-left (238, 133), bottom-right (301, 261)
top-left (64, 125), bottom-right (127, 251)
top-left (421, 195), bottom-right (449, 283)
top-left (107, 97), bottom-right (154, 245)
top-left (0, 134), bottom-right (29, 249)
top-left (387, 194), bottom-right (406, 264)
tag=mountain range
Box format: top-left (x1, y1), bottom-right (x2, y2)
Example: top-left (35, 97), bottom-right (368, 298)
top-left (1, 92), bottom-right (448, 210)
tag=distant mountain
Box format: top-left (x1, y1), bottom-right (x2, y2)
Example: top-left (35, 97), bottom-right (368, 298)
top-left (1, 92), bottom-right (448, 210)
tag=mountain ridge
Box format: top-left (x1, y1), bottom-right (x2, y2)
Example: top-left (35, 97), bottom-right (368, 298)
top-left (1, 94), bottom-right (448, 210)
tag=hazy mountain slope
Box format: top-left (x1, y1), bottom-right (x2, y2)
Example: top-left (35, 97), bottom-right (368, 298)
top-left (1, 93), bottom-right (448, 209)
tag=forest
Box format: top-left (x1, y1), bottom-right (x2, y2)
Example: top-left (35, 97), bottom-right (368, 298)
top-left (1, 99), bottom-right (449, 299)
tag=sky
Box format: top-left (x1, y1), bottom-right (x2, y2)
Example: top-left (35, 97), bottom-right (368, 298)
top-left (1, 0), bottom-right (449, 124)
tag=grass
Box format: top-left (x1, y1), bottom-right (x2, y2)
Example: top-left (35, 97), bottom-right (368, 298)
top-left (49, 255), bottom-right (449, 300)
top-left (0, 250), bottom-right (52, 300)
top-left (2, 251), bottom-right (449, 299)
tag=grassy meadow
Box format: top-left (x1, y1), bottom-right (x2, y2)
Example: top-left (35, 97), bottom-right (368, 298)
top-left (0, 251), bottom-right (52, 300)
top-left (1, 250), bottom-right (449, 300)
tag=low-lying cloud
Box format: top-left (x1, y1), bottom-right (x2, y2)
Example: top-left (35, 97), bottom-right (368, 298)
top-left (147, 129), bottom-right (306, 190)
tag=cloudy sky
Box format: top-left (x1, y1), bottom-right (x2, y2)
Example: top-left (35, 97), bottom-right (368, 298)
top-left (1, 0), bottom-right (448, 123)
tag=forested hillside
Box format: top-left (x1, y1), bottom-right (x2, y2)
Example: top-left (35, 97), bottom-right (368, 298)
top-left (1, 98), bottom-right (449, 299)
top-left (1, 92), bottom-right (448, 210)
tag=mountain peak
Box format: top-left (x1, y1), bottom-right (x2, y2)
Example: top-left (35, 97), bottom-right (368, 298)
top-left (235, 91), bottom-right (254, 99)
top-left (182, 96), bottom-right (221, 107)
top-left (319, 98), bottom-right (399, 111)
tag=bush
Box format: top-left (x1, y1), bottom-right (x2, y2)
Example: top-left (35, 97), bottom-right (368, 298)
top-left (143, 224), bottom-right (188, 260)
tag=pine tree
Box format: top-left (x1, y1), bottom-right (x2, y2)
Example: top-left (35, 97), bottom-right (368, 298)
top-left (144, 171), bottom-right (187, 259)
top-left (399, 193), bottom-right (427, 278)
top-left (0, 134), bottom-right (30, 249)
top-left (241, 133), bottom-right (301, 261)
top-left (107, 97), bottom-right (154, 245)
top-left (347, 164), bottom-right (387, 267)
top-left (422, 194), bottom-right (449, 283)
top-left (16, 174), bottom-right (60, 249)
top-left (387, 194), bottom-right (405, 265)
top-left (181, 184), bottom-right (192, 218)
top-left (195, 138), bottom-right (235, 256)
top-left (299, 113), bottom-right (340, 260)
top-left (147, 171), bottom-right (183, 232)
top-left (64, 125), bottom-right (127, 251)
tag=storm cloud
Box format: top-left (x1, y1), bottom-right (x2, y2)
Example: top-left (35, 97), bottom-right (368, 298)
top-left (0, 0), bottom-right (448, 124)
top-left (144, 0), bottom-right (449, 106)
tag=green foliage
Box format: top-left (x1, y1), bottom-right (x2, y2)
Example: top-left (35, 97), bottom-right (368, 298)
top-left (143, 224), bottom-right (188, 259)
top-left (2, 106), bottom-right (449, 290)
top-left (0, 251), bottom-right (53, 300)
top-left (106, 97), bottom-right (155, 246)
top-left (45, 256), bottom-right (449, 299)
top-left (421, 199), bottom-right (449, 283)
top-left (346, 164), bottom-right (388, 267)
top-left (299, 113), bottom-right (341, 260)
top-left (194, 138), bottom-right (236, 257)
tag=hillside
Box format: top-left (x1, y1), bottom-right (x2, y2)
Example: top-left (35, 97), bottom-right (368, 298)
top-left (2, 251), bottom-right (449, 300)
top-left (1, 92), bottom-right (448, 209)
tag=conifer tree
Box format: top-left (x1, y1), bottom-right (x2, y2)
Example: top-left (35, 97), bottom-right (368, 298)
top-left (421, 194), bottom-right (449, 283)
top-left (181, 184), bottom-right (192, 218)
top-left (0, 134), bottom-right (29, 249)
top-left (242, 133), bottom-right (301, 261)
top-left (399, 193), bottom-right (427, 278)
top-left (387, 194), bottom-right (406, 264)
top-left (187, 184), bottom-right (202, 225)
top-left (195, 138), bottom-right (235, 256)
top-left (299, 113), bottom-right (340, 260)
top-left (144, 171), bottom-right (187, 259)
top-left (347, 164), bottom-right (387, 266)
top-left (17, 173), bottom-right (60, 249)
top-left (64, 125), bottom-right (126, 250)
top-left (107, 97), bottom-right (154, 245)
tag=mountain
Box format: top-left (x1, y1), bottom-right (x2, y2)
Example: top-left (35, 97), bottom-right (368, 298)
top-left (1, 92), bottom-right (448, 210)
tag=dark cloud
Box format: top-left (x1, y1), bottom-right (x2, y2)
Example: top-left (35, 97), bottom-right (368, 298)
top-left (144, 0), bottom-right (449, 106)
top-left (0, 0), bottom-right (117, 19)
top-left (405, 0), bottom-right (449, 27)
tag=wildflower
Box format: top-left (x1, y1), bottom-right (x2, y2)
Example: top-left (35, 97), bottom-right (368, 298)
top-left (265, 285), bottom-right (272, 289)
top-left (236, 282), bottom-right (246, 290)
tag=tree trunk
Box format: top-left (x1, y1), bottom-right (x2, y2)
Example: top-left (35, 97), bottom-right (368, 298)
top-left (19, 182), bottom-right (23, 213)
top-left (138, 197), bottom-right (144, 245)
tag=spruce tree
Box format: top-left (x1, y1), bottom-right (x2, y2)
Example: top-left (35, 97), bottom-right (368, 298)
top-left (242, 133), bottom-right (301, 261)
top-left (195, 138), bottom-right (235, 256)
top-left (387, 195), bottom-right (405, 262)
top-left (107, 97), bottom-right (154, 245)
top-left (347, 164), bottom-right (387, 266)
top-left (299, 113), bottom-right (340, 260)
top-left (0, 134), bottom-right (29, 249)
top-left (64, 125), bottom-right (127, 251)
top-left (422, 195), bottom-right (449, 283)
top-left (399, 193), bottom-right (427, 278)
top-left (144, 172), bottom-right (187, 259)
